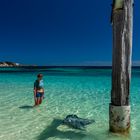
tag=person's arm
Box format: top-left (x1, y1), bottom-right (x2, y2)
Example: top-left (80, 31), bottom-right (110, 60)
top-left (34, 82), bottom-right (37, 99)
top-left (34, 87), bottom-right (37, 96)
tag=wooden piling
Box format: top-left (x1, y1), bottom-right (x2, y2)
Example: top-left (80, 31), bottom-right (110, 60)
top-left (109, 0), bottom-right (133, 134)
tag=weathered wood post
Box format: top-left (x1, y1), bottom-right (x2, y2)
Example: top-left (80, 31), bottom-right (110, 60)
top-left (109, 0), bottom-right (133, 134)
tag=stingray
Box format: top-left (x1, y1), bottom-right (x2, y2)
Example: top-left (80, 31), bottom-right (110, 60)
top-left (62, 114), bottom-right (95, 130)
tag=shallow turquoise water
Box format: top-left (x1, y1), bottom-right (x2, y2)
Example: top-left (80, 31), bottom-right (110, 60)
top-left (0, 68), bottom-right (140, 140)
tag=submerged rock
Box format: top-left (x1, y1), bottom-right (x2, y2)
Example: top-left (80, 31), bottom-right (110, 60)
top-left (62, 114), bottom-right (95, 130)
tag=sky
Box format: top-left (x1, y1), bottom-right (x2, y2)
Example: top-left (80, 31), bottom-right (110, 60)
top-left (0, 0), bottom-right (140, 66)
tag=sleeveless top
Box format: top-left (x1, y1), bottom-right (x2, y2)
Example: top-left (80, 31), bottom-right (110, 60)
top-left (34, 80), bottom-right (44, 90)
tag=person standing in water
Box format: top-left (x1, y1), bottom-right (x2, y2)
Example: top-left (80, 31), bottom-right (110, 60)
top-left (34, 74), bottom-right (44, 106)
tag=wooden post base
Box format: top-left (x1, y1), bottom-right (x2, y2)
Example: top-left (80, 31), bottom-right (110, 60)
top-left (109, 104), bottom-right (130, 134)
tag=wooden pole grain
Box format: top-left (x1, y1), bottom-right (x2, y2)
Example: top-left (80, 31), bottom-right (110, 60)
top-left (109, 0), bottom-right (133, 134)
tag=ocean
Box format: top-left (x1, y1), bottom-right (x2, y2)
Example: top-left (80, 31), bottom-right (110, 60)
top-left (0, 67), bottom-right (140, 140)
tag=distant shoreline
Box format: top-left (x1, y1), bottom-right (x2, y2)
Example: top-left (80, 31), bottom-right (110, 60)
top-left (0, 65), bottom-right (140, 69)
top-left (0, 61), bottom-right (140, 69)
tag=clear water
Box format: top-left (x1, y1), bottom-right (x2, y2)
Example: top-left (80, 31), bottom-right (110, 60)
top-left (0, 68), bottom-right (140, 140)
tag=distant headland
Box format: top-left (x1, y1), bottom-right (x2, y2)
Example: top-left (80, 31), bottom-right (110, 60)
top-left (0, 62), bottom-right (21, 67)
top-left (0, 62), bottom-right (37, 67)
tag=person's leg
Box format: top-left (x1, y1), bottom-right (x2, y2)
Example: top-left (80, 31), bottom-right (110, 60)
top-left (34, 92), bottom-right (38, 106)
top-left (33, 99), bottom-right (39, 107)
top-left (39, 97), bottom-right (43, 104)
top-left (34, 93), bottom-right (39, 106)
top-left (36, 97), bottom-right (40, 105)
top-left (39, 93), bottom-right (43, 104)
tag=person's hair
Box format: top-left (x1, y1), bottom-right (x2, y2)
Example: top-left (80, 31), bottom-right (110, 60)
top-left (37, 73), bottom-right (43, 78)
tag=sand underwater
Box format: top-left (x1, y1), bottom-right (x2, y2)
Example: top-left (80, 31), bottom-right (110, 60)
top-left (0, 67), bottom-right (140, 140)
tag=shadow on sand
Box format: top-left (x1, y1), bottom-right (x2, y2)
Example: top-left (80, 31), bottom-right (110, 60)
top-left (19, 105), bottom-right (33, 109)
top-left (37, 119), bottom-right (87, 140)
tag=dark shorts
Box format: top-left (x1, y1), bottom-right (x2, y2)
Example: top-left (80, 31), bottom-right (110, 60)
top-left (36, 92), bottom-right (43, 98)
